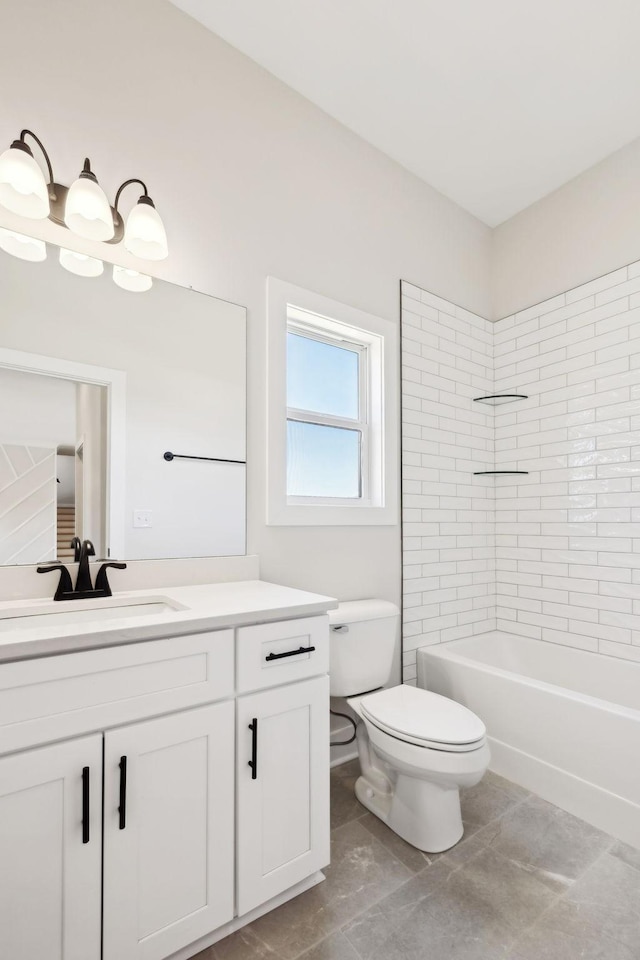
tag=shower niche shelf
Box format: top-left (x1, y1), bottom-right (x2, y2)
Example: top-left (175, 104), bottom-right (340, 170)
top-left (473, 470), bottom-right (529, 476)
top-left (473, 394), bottom-right (528, 405)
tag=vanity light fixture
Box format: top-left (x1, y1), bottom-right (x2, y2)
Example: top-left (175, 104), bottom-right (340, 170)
top-left (0, 131), bottom-right (50, 219)
top-left (64, 159), bottom-right (115, 242)
top-left (0, 227), bottom-right (46, 262)
top-left (0, 128), bottom-right (168, 259)
top-left (112, 264), bottom-right (153, 292)
top-left (116, 179), bottom-right (168, 261)
top-left (59, 247), bottom-right (104, 278)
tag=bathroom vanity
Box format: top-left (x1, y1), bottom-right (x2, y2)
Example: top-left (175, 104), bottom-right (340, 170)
top-left (0, 580), bottom-right (336, 960)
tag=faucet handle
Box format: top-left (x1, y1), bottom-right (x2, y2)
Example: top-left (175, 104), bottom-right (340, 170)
top-left (82, 539), bottom-right (96, 557)
top-left (95, 561), bottom-right (127, 597)
top-left (37, 563), bottom-right (73, 601)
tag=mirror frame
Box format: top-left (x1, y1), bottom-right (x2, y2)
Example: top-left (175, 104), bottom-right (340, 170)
top-left (0, 346), bottom-right (126, 560)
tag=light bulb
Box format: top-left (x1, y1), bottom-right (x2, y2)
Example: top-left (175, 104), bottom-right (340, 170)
top-left (0, 227), bottom-right (47, 262)
top-left (64, 158), bottom-right (114, 241)
top-left (124, 196), bottom-right (168, 260)
top-left (112, 264), bottom-right (152, 292)
top-left (0, 140), bottom-right (50, 219)
top-left (59, 247), bottom-right (104, 278)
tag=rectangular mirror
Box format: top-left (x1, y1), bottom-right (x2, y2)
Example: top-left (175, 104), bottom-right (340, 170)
top-left (0, 241), bottom-right (246, 564)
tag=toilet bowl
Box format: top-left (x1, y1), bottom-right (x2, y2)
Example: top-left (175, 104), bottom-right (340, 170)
top-left (329, 600), bottom-right (490, 853)
top-left (348, 684), bottom-right (490, 852)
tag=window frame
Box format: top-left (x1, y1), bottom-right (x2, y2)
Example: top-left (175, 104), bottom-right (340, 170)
top-left (286, 320), bottom-right (369, 504)
top-left (266, 278), bottom-right (398, 526)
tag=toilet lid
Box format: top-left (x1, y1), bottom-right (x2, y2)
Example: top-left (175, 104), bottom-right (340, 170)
top-left (360, 685), bottom-right (486, 748)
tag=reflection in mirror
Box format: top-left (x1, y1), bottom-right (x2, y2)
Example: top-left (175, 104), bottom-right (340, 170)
top-left (0, 237), bottom-right (246, 565)
top-left (0, 367), bottom-right (107, 563)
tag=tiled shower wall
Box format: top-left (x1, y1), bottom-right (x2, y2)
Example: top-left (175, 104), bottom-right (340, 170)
top-left (494, 264), bottom-right (640, 662)
top-left (401, 264), bottom-right (640, 681)
top-left (401, 281), bottom-right (496, 684)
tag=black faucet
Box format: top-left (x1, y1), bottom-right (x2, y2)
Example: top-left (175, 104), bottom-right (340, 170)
top-left (37, 539), bottom-right (127, 601)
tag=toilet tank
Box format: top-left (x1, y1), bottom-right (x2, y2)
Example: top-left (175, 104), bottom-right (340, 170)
top-left (328, 599), bottom-right (400, 697)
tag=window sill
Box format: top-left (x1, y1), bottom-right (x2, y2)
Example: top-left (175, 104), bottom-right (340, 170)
top-left (267, 501), bottom-right (397, 526)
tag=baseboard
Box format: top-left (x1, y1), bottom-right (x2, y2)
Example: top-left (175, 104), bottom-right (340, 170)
top-left (330, 747), bottom-right (358, 767)
top-left (489, 736), bottom-right (640, 850)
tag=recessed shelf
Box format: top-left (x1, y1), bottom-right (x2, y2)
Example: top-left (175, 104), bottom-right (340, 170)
top-left (473, 394), bottom-right (528, 405)
top-left (473, 470), bottom-right (529, 476)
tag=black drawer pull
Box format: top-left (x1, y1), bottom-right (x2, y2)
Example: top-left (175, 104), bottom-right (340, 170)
top-left (248, 719), bottom-right (258, 780)
top-left (265, 645), bottom-right (316, 661)
top-left (82, 766), bottom-right (90, 844)
top-left (118, 756), bottom-right (127, 830)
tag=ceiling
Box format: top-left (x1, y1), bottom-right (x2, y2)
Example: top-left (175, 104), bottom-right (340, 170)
top-left (170, 0), bottom-right (640, 227)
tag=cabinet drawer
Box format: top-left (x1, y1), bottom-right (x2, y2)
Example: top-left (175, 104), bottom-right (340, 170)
top-left (0, 631), bottom-right (234, 755)
top-left (236, 616), bottom-right (328, 692)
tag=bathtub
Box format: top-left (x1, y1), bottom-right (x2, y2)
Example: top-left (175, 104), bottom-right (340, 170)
top-left (416, 631), bottom-right (640, 849)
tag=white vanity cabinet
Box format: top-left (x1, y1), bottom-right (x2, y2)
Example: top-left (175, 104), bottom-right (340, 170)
top-left (102, 702), bottom-right (235, 960)
top-left (235, 616), bottom-right (330, 915)
top-left (0, 735), bottom-right (102, 960)
top-left (0, 605), bottom-right (331, 960)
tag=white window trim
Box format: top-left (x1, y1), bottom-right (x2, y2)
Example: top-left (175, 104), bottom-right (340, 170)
top-left (267, 277), bottom-right (398, 526)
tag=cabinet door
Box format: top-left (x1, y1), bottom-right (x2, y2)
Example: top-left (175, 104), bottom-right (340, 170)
top-left (103, 702), bottom-right (234, 960)
top-left (237, 675), bottom-right (330, 915)
top-left (0, 735), bottom-right (102, 960)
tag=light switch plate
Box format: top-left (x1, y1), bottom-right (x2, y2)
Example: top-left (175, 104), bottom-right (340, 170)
top-left (133, 509), bottom-right (152, 528)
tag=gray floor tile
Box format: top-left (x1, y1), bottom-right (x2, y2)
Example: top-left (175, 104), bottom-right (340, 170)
top-left (471, 794), bottom-right (613, 891)
top-left (204, 927), bottom-right (276, 959)
top-left (460, 770), bottom-right (530, 828)
top-left (244, 819), bottom-right (412, 959)
top-left (330, 759), bottom-right (365, 830)
top-left (357, 811), bottom-right (432, 873)
top-left (610, 839), bottom-right (640, 873)
top-left (344, 839), bottom-right (558, 960)
top-left (298, 931), bottom-right (362, 959)
top-left (507, 853), bottom-right (640, 960)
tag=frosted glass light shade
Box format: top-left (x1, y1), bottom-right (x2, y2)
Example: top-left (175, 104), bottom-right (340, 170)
top-left (113, 265), bottom-right (152, 292)
top-left (64, 176), bottom-right (114, 241)
top-left (124, 198), bottom-right (168, 260)
top-left (59, 247), bottom-right (104, 278)
top-left (0, 228), bottom-right (46, 262)
top-left (0, 144), bottom-right (49, 219)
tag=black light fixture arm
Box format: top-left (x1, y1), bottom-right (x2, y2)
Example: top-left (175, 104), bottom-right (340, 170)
top-left (114, 177), bottom-right (150, 213)
top-left (18, 128), bottom-right (55, 185)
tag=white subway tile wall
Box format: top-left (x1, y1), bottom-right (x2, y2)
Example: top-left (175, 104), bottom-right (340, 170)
top-left (401, 267), bottom-right (640, 681)
top-left (494, 265), bottom-right (640, 661)
top-left (401, 281), bottom-right (497, 684)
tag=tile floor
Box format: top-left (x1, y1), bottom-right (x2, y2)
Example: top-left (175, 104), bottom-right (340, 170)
top-left (196, 760), bottom-right (640, 960)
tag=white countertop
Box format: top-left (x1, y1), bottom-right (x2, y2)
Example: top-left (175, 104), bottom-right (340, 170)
top-left (0, 580), bottom-right (338, 663)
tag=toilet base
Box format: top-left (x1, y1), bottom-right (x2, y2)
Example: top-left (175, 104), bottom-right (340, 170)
top-left (354, 772), bottom-right (464, 853)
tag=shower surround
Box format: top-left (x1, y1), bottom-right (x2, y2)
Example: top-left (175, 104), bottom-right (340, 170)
top-left (401, 264), bottom-right (640, 682)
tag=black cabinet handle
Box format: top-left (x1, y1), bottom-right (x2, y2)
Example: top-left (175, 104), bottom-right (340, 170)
top-left (82, 766), bottom-right (90, 844)
top-left (118, 756), bottom-right (127, 830)
top-left (265, 645), bottom-right (316, 662)
top-left (248, 719), bottom-right (258, 780)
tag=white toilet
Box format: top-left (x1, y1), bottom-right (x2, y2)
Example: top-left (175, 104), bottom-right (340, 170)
top-left (330, 600), bottom-right (490, 853)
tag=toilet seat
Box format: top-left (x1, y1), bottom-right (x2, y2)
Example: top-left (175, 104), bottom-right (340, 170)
top-left (359, 684), bottom-right (486, 752)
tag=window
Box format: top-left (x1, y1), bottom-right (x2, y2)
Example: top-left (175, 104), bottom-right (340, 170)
top-left (267, 278), bottom-right (398, 526)
top-left (287, 320), bottom-right (367, 501)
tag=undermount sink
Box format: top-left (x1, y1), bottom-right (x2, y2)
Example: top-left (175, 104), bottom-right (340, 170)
top-left (0, 597), bottom-right (185, 631)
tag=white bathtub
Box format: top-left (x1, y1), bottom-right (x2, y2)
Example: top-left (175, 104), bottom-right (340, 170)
top-left (416, 631), bottom-right (640, 849)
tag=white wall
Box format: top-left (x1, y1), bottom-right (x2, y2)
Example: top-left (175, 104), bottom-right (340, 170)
top-left (493, 135), bottom-right (640, 320)
top-left (0, 0), bottom-right (491, 605)
top-left (494, 263), bottom-right (640, 664)
top-left (0, 368), bottom-right (75, 448)
top-left (401, 281), bottom-right (496, 683)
